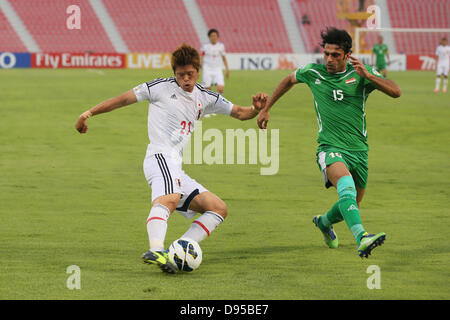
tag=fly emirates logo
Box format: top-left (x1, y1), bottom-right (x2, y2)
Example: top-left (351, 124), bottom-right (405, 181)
top-left (32, 53), bottom-right (125, 68)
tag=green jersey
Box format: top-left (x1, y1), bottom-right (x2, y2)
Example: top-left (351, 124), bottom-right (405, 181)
top-left (295, 62), bottom-right (383, 151)
top-left (372, 43), bottom-right (389, 67)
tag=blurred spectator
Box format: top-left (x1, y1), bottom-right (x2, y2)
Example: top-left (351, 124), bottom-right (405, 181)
top-left (302, 14), bottom-right (311, 25)
top-left (359, 0), bottom-right (366, 11)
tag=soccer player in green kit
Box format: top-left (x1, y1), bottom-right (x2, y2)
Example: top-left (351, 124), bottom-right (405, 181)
top-left (257, 27), bottom-right (401, 258)
top-left (372, 36), bottom-right (390, 77)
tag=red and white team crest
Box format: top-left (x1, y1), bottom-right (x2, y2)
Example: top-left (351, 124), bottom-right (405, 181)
top-left (175, 178), bottom-right (182, 188)
top-left (196, 102), bottom-right (203, 120)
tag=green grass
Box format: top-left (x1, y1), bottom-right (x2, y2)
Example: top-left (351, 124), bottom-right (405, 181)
top-left (0, 68), bottom-right (449, 300)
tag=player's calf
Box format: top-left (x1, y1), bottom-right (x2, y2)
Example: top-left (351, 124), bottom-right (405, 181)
top-left (182, 192), bottom-right (227, 242)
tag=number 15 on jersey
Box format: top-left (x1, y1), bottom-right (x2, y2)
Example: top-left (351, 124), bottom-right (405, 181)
top-left (333, 90), bottom-right (344, 101)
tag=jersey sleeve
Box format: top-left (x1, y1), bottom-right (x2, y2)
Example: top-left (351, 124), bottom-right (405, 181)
top-left (203, 93), bottom-right (234, 116)
top-left (295, 63), bottom-right (314, 84)
top-left (220, 43), bottom-right (226, 56)
top-left (133, 79), bottom-right (166, 102)
top-left (363, 65), bottom-right (384, 93)
top-left (133, 83), bottom-right (150, 102)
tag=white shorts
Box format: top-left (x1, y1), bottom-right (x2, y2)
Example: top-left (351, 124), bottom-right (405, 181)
top-left (202, 69), bottom-right (224, 87)
top-left (437, 64), bottom-right (449, 76)
top-left (143, 153), bottom-right (208, 219)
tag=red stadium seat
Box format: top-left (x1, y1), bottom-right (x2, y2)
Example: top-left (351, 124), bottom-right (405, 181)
top-left (196, 0), bottom-right (292, 53)
top-left (102, 0), bottom-right (200, 52)
top-left (9, 0), bottom-right (115, 52)
top-left (387, 0), bottom-right (449, 54)
top-left (0, 9), bottom-right (27, 52)
top-left (0, 0), bottom-right (447, 55)
top-left (292, 0), bottom-right (378, 54)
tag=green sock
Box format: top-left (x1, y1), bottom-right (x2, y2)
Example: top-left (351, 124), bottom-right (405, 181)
top-left (319, 201), bottom-right (343, 230)
top-left (337, 176), bottom-right (366, 246)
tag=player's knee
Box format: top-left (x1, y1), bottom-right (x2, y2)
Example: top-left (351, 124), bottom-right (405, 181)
top-left (153, 193), bottom-right (180, 213)
top-left (210, 199), bottom-right (227, 219)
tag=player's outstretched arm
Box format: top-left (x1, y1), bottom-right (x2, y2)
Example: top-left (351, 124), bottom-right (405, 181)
top-left (222, 55), bottom-right (230, 79)
top-left (349, 55), bottom-right (401, 98)
top-left (257, 72), bottom-right (298, 129)
top-left (230, 93), bottom-right (268, 121)
top-left (75, 90), bottom-right (137, 134)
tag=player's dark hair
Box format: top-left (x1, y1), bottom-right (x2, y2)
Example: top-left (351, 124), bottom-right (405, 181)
top-left (320, 27), bottom-right (353, 54)
top-left (208, 28), bottom-right (219, 37)
top-left (171, 43), bottom-right (201, 72)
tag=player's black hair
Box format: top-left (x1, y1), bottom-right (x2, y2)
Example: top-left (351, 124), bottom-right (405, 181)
top-left (207, 28), bottom-right (219, 37)
top-left (320, 27), bottom-right (353, 54)
top-left (171, 43), bottom-right (201, 72)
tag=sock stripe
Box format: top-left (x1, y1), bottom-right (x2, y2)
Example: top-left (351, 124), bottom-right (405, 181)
top-left (204, 211), bottom-right (224, 223)
top-left (146, 216), bottom-right (166, 224)
top-left (193, 220), bottom-right (210, 236)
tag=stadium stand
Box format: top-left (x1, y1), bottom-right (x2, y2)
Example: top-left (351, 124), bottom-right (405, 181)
top-left (103, 0), bottom-right (200, 52)
top-left (292, 0), bottom-right (378, 54)
top-left (0, 8), bottom-right (27, 52)
top-left (387, 0), bottom-right (449, 54)
top-left (196, 0), bottom-right (292, 53)
top-left (8, 0), bottom-right (114, 52)
top-left (0, 0), bottom-right (447, 55)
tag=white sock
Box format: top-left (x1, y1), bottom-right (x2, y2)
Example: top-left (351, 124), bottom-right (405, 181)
top-left (444, 79), bottom-right (448, 90)
top-left (182, 211), bottom-right (224, 243)
top-left (435, 77), bottom-right (441, 90)
top-left (146, 204), bottom-right (170, 251)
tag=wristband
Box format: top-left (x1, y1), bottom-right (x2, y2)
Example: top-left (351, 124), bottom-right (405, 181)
top-left (81, 111), bottom-right (93, 119)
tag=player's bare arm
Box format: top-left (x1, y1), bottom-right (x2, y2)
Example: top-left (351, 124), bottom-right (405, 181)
top-left (257, 72), bottom-right (298, 129)
top-left (222, 55), bottom-right (230, 79)
top-left (349, 55), bottom-right (401, 98)
top-left (230, 93), bottom-right (267, 121)
top-left (75, 89), bottom-right (137, 134)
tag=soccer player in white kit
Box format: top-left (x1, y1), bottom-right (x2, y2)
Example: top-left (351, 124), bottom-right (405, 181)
top-left (75, 44), bottom-right (267, 273)
top-left (434, 37), bottom-right (449, 93)
top-left (200, 29), bottom-right (230, 94)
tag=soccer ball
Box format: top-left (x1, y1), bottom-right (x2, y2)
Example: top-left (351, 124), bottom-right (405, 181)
top-left (168, 238), bottom-right (203, 272)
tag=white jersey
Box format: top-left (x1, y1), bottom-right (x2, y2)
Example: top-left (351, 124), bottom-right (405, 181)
top-left (436, 45), bottom-right (450, 67)
top-left (133, 78), bottom-right (234, 164)
top-left (201, 42), bottom-right (226, 71)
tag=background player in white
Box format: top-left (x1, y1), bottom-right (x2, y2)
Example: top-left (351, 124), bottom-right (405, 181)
top-left (434, 37), bottom-right (449, 93)
top-left (75, 44), bottom-right (267, 274)
top-left (200, 29), bottom-right (229, 95)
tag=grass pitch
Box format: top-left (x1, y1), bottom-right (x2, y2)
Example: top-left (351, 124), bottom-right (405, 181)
top-left (0, 68), bottom-right (449, 300)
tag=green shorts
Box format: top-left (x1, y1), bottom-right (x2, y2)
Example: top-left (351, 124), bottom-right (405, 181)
top-left (376, 63), bottom-right (386, 72)
top-left (316, 146), bottom-right (368, 189)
